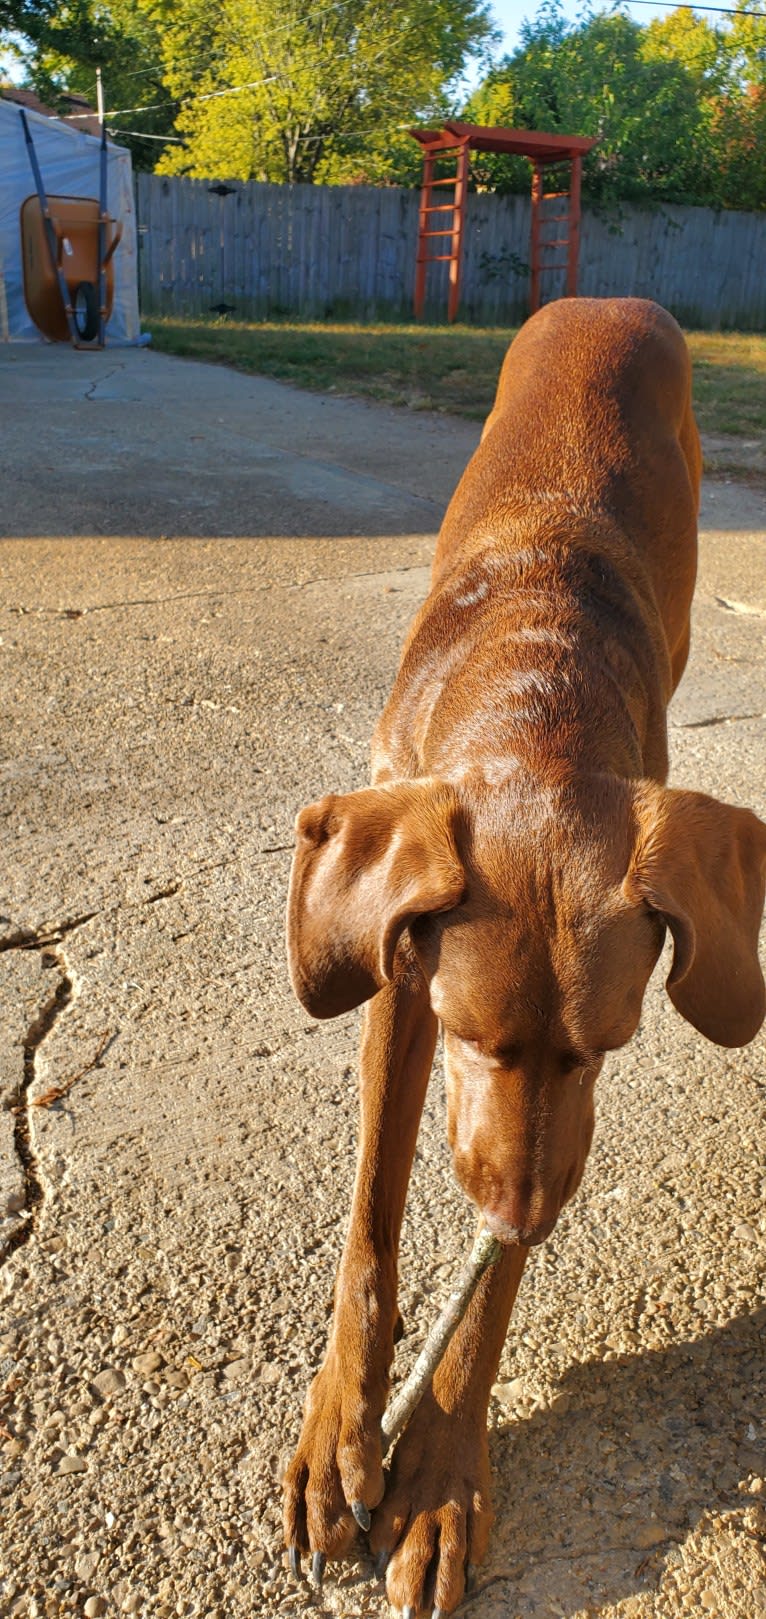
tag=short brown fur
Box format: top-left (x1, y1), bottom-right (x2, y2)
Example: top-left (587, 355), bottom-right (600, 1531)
top-left (283, 298), bottom-right (766, 1614)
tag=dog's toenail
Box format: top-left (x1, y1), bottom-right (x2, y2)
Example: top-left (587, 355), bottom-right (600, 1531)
top-left (374, 1549), bottom-right (390, 1579)
top-left (311, 1550), bottom-right (326, 1585)
top-left (352, 1499), bottom-right (371, 1531)
top-left (288, 1546), bottom-right (301, 1579)
top-left (402, 1608), bottom-right (416, 1619)
top-left (433, 1609), bottom-right (447, 1618)
top-left (465, 1563), bottom-right (476, 1591)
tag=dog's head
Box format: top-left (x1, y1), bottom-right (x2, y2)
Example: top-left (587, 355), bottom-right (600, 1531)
top-left (288, 774), bottom-right (766, 1245)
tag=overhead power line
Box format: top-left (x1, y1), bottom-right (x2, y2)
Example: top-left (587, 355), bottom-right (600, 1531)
top-left (628, 1), bottom-right (766, 15)
top-left (109, 128), bottom-right (186, 142)
top-left (62, 0), bottom-right (765, 140)
top-left (64, 74), bottom-right (278, 120)
top-left (84, 0), bottom-right (393, 97)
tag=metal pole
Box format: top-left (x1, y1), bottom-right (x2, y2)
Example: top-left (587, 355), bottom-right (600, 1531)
top-left (19, 108), bottom-right (79, 345)
top-left (97, 74), bottom-right (107, 346)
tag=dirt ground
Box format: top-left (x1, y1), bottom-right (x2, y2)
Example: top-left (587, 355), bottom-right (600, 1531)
top-left (0, 346), bottom-right (764, 1619)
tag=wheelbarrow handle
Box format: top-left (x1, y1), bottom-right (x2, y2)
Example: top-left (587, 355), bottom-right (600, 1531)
top-left (49, 218), bottom-right (67, 267)
top-left (102, 219), bottom-right (123, 265)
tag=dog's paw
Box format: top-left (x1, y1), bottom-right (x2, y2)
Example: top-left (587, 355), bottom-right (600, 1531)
top-left (370, 1391), bottom-right (494, 1616)
top-left (283, 1346), bottom-right (388, 1575)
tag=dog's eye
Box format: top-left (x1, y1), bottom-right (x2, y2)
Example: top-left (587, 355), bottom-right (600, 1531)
top-left (462, 1036), bottom-right (516, 1062)
top-left (495, 1042), bottom-right (522, 1065)
top-left (559, 1051), bottom-right (587, 1075)
top-left (559, 1049), bottom-right (603, 1076)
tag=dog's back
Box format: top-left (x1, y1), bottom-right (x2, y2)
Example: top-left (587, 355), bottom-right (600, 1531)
top-left (437, 297), bottom-right (701, 593)
top-left (373, 299), bottom-right (702, 789)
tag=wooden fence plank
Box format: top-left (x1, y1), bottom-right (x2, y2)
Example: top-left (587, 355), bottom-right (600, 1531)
top-left (134, 173), bottom-right (766, 329)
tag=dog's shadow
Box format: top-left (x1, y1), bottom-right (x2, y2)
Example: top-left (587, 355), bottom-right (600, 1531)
top-left (478, 1306), bottom-right (765, 1614)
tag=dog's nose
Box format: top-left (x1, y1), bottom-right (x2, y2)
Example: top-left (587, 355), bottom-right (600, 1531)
top-left (482, 1207), bottom-right (558, 1246)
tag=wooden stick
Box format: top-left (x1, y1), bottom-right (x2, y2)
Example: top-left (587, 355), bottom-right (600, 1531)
top-left (380, 1228), bottom-right (503, 1455)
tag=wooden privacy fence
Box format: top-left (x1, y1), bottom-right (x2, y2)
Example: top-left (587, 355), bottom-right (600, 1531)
top-left (135, 172), bottom-right (766, 329)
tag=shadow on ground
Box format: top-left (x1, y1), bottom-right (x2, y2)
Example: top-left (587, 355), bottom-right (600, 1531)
top-left (477, 1306), bottom-right (765, 1613)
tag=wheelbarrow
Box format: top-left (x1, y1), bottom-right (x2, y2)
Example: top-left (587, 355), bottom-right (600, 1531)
top-left (21, 193), bottom-right (123, 343)
top-left (19, 107), bottom-right (123, 347)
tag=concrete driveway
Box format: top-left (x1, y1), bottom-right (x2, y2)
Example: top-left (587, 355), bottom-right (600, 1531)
top-left (1, 345), bottom-right (764, 1619)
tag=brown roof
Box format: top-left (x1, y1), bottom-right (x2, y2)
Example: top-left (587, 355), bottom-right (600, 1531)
top-left (60, 93), bottom-right (101, 137)
top-left (1, 83), bottom-right (100, 136)
top-left (1, 84), bottom-right (58, 118)
top-left (411, 121), bottom-right (597, 165)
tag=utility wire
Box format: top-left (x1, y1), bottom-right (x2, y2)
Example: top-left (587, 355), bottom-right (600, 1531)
top-left (64, 74), bottom-right (278, 120)
top-left (628, 0), bottom-right (765, 14)
top-left (70, 49), bottom-right (429, 124)
top-left (67, 98), bottom-right (176, 116)
top-left (109, 128), bottom-right (186, 141)
top-left (82, 0), bottom-right (390, 97)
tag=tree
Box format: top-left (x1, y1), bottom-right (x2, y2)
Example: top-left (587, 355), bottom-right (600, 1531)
top-left (642, 3), bottom-right (729, 88)
top-left (466, 4), bottom-right (713, 205)
top-left (8, 0), bottom-right (765, 202)
top-left (465, 1), bottom-right (766, 211)
top-left (3, 0), bottom-right (178, 169)
top-left (153, 0), bottom-right (497, 183)
top-left (641, 2), bottom-right (766, 208)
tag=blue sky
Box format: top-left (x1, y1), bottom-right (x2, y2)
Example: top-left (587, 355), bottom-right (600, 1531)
top-left (0, 1), bottom-right (679, 91)
top-left (454, 0), bottom-right (677, 93)
top-left (489, 0), bottom-right (674, 54)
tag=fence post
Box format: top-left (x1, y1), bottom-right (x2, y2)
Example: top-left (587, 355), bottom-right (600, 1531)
top-left (133, 174), bottom-right (766, 330)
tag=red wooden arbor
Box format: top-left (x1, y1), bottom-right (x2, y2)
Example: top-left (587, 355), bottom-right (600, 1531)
top-left (410, 121), bottom-right (596, 322)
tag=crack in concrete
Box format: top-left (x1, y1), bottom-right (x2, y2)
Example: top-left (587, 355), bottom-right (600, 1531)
top-left (287, 563), bottom-right (427, 593)
top-left (13, 586), bottom-right (267, 616)
top-left (84, 365), bottom-right (124, 402)
top-left (0, 948), bottom-right (73, 1269)
top-left (0, 910), bottom-right (102, 1268)
top-left (145, 881), bottom-right (181, 905)
top-left (0, 911), bottom-right (99, 954)
top-left (0, 849), bottom-right (293, 1265)
top-left (0, 851), bottom-right (283, 960)
top-left (5, 562), bottom-right (428, 618)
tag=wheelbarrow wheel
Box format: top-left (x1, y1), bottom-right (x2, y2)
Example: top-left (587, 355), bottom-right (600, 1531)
top-left (73, 281), bottom-right (99, 342)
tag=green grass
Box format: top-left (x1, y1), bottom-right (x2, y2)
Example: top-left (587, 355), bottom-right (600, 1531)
top-left (146, 317), bottom-right (515, 419)
top-left (684, 332), bottom-right (766, 438)
top-left (147, 316), bottom-right (766, 442)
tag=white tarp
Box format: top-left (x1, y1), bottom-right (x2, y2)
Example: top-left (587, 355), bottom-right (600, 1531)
top-left (0, 97), bottom-right (141, 343)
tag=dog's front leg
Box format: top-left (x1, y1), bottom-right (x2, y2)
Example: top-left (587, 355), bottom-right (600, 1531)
top-left (283, 955), bottom-right (436, 1575)
top-left (371, 1242), bottom-right (528, 1615)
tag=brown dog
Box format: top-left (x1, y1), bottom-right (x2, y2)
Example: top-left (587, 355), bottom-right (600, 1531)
top-left (283, 298), bottom-right (766, 1615)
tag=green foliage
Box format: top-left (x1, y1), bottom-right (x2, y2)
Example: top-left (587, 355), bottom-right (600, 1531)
top-left (153, 0), bottom-right (496, 183)
top-left (5, 0), bottom-right (495, 177)
top-left (5, 0), bottom-right (177, 169)
top-left (4, 0), bottom-right (766, 203)
top-left (466, 1), bottom-right (766, 211)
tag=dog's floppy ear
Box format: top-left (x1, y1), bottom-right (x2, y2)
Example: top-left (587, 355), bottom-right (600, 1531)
top-left (287, 779), bottom-right (465, 1018)
top-left (624, 782), bottom-right (766, 1047)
